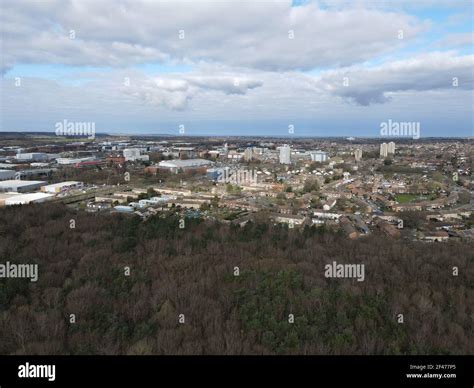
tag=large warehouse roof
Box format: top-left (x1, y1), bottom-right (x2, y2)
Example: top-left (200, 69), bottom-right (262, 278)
top-left (42, 181), bottom-right (82, 190)
top-left (0, 180), bottom-right (46, 189)
top-left (4, 192), bottom-right (54, 205)
top-left (158, 159), bottom-right (212, 168)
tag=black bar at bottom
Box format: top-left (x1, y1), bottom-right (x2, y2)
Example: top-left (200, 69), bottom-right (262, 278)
top-left (0, 355), bottom-right (471, 387)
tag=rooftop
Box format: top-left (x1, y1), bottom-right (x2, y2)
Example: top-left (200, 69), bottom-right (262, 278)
top-left (158, 159), bottom-right (213, 168)
top-left (0, 180), bottom-right (46, 188)
top-left (42, 181), bottom-right (81, 188)
top-left (5, 192), bottom-right (54, 204)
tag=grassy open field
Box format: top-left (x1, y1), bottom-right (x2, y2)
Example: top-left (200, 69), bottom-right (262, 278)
top-left (394, 194), bottom-right (418, 203)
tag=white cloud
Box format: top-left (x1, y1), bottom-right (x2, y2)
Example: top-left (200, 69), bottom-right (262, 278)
top-left (122, 73), bottom-right (263, 110)
top-left (312, 52), bottom-right (474, 105)
top-left (1, 0), bottom-right (424, 72)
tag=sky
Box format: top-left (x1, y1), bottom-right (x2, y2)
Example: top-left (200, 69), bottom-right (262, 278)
top-left (1, 0), bottom-right (473, 138)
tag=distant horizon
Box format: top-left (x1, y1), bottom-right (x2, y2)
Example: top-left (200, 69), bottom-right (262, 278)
top-left (2, 118), bottom-right (473, 138)
top-left (1, 130), bottom-right (472, 140)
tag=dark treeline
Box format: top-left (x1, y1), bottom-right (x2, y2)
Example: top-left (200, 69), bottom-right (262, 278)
top-left (0, 203), bottom-right (472, 355)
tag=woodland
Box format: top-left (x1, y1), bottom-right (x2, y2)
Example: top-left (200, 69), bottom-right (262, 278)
top-left (0, 203), bottom-right (471, 355)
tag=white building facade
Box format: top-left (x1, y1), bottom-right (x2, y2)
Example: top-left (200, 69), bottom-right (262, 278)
top-left (279, 145), bottom-right (291, 164)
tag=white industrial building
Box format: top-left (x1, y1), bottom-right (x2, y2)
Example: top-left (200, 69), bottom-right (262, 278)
top-left (279, 144), bottom-right (291, 164)
top-left (0, 192), bottom-right (21, 206)
top-left (41, 181), bottom-right (83, 193)
top-left (4, 192), bottom-right (54, 205)
top-left (310, 151), bottom-right (328, 162)
top-left (0, 170), bottom-right (16, 181)
top-left (0, 180), bottom-right (46, 193)
top-left (56, 157), bottom-right (95, 165)
top-left (15, 152), bottom-right (50, 162)
top-left (123, 148), bottom-right (149, 162)
top-left (158, 159), bottom-right (213, 173)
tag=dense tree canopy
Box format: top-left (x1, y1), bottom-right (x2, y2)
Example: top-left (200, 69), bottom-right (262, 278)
top-left (0, 203), bottom-right (471, 355)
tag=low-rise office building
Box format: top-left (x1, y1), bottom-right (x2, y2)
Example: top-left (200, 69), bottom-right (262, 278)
top-left (41, 181), bottom-right (83, 193)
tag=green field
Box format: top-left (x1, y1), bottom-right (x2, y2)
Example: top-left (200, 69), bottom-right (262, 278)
top-left (395, 194), bottom-right (418, 203)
